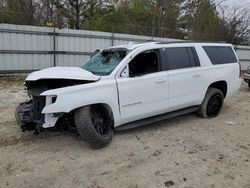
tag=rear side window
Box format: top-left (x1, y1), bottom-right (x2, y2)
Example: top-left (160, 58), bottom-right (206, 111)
top-left (161, 47), bottom-right (200, 70)
top-left (203, 46), bottom-right (237, 65)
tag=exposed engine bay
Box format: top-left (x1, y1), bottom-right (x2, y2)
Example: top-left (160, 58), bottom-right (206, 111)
top-left (15, 79), bottom-right (95, 133)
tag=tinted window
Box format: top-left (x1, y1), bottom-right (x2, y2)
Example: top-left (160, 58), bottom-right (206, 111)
top-left (129, 51), bottom-right (159, 77)
top-left (191, 47), bottom-right (200, 66)
top-left (203, 46), bottom-right (237, 65)
top-left (161, 47), bottom-right (198, 70)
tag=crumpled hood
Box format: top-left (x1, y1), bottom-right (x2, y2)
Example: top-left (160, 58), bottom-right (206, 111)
top-left (26, 67), bottom-right (100, 81)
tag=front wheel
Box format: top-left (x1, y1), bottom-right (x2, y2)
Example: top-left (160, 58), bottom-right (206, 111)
top-left (197, 88), bottom-right (224, 118)
top-left (74, 105), bottom-right (113, 149)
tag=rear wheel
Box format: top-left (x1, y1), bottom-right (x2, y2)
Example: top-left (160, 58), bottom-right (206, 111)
top-left (197, 88), bottom-right (224, 118)
top-left (74, 105), bottom-right (113, 149)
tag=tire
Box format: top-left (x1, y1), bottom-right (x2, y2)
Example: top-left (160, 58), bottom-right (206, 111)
top-left (197, 88), bottom-right (224, 118)
top-left (15, 103), bottom-right (22, 126)
top-left (248, 82), bottom-right (250, 88)
top-left (74, 105), bottom-right (113, 149)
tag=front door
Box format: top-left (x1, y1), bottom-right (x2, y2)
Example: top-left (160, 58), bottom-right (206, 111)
top-left (116, 50), bottom-right (169, 124)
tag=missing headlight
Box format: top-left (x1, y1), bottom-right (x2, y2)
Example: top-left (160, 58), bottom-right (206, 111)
top-left (52, 96), bottom-right (57, 103)
top-left (51, 112), bottom-right (63, 117)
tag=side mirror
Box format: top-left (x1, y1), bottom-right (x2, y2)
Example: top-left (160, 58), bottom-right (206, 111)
top-left (120, 65), bottom-right (129, 78)
top-left (90, 49), bottom-right (100, 58)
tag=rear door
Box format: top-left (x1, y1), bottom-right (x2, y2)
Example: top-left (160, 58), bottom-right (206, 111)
top-left (160, 47), bottom-right (204, 111)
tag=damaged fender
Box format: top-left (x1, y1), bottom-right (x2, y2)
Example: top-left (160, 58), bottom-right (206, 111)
top-left (40, 80), bottom-right (120, 128)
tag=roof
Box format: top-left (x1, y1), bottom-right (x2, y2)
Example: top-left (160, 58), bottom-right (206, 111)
top-left (108, 41), bottom-right (232, 51)
top-left (107, 42), bottom-right (158, 50)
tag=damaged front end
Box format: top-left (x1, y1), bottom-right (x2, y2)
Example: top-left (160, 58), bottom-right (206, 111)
top-left (15, 67), bottom-right (100, 133)
top-left (15, 97), bottom-right (45, 132)
top-left (15, 78), bottom-right (96, 133)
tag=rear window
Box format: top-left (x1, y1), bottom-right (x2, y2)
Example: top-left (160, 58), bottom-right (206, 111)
top-left (203, 46), bottom-right (237, 65)
top-left (161, 47), bottom-right (200, 70)
top-left (166, 47), bottom-right (190, 69)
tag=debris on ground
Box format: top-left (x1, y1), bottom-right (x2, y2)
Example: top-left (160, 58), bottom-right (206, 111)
top-left (164, 180), bottom-right (175, 187)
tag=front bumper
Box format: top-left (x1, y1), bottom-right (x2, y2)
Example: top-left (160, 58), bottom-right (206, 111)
top-left (15, 100), bottom-right (44, 131)
top-left (15, 96), bottom-right (60, 132)
top-left (244, 73), bottom-right (250, 82)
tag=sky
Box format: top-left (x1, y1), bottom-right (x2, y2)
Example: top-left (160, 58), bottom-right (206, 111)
top-left (217, 0), bottom-right (250, 10)
top-left (214, 0), bottom-right (250, 21)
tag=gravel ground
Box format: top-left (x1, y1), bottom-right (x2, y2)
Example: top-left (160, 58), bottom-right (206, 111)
top-left (0, 77), bottom-right (249, 188)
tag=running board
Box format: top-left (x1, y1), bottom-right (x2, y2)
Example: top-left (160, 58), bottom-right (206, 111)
top-left (115, 106), bottom-right (199, 131)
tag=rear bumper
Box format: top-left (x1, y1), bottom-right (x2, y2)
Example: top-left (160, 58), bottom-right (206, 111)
top-left (227, 78), bottom-right (241, 97)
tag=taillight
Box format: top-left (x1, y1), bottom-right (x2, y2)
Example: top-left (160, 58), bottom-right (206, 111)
top-left (238, 62), bottom-right (241, 78)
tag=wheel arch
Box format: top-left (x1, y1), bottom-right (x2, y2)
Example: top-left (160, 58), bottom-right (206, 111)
top-left (208, 80), bottom-right (227, 98)
top-left (73, 103), bottom-right (115, 129)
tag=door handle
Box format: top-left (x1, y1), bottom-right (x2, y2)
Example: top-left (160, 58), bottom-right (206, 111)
top-left (192, 74), bottom-right (201, 78)
top-left (155, 79), bottom-right (167, 83)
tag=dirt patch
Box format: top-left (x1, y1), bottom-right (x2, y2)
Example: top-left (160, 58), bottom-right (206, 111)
top-left (0, 78), bottom-right (250, 188)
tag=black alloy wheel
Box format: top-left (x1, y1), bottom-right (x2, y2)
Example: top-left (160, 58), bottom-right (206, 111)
top-left (206, 94), bottom-right (223, 117)
top-left (90, 106), bottom-right (110, 136)
top-left (196, 88), bottom-right (224, 118)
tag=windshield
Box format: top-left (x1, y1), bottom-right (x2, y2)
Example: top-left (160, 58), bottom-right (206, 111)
top-left (82, 49), bottom-right (128, 75)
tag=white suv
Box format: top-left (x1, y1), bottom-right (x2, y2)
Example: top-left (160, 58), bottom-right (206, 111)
top-left (16, 42), bottom-right (241, 148)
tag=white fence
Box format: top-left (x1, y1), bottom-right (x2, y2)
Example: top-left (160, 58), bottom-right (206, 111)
top-left (235, 45), bottom-right (250, 70)
top-left (0, 24), bottom-right (250, 74)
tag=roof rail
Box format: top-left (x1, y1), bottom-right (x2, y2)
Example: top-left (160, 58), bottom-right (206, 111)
top-left (157, 41), bottom-right (227, 44)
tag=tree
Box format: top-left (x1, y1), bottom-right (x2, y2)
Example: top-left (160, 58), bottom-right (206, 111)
top-left (84, 0), bottom-right (185, 38)
top-left (9, 0), bottom-right (36, 25)
top-left (54, 0), bottom-right (111, 29)
top-left (181, 0), bottom-right (227, 41)
top-left (0, 0), bottom-right (37, 25)
top-left (193, 0), bottom-right (226, 41)
top-left (84, 0), bottom-right (152, 35)
top-left (218, 3), bottom-right (250, 45)
top-left (35, 0), bottom-right (66, 28)
top-left (0, 0), bottom-right (248, 45)
top-left (152, 0), bottom-right (184, 38)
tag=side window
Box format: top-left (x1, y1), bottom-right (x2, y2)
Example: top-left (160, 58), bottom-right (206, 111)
top-left (129, 50), bottom-right (159, 77)
top-left (189, 47), bottom-right (200, 67)
top-left (203, 46), bottom-right (237, 65)
top-left (162, 47), bottom-right (194, 70)
top-left (161, 47), bottom-right (200, 70)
